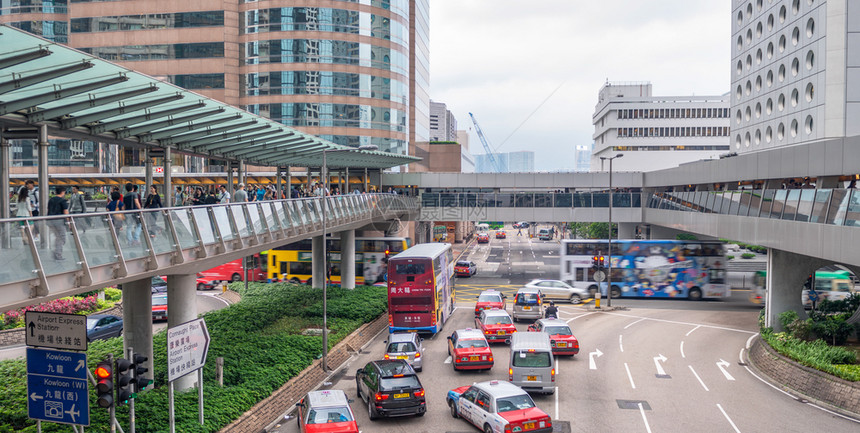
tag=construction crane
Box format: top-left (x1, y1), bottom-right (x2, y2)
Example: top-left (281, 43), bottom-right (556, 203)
top-left (468, 112), bottom-right (503, 173)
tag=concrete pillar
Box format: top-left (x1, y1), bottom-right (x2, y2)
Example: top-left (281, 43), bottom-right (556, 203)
top-left (37, 125), bottom-right (49, 218)
top-left (341, 229), bottom-right (356, 289)
top-left (454, 222), bottom-right (464, 243)
top-left (276, 167), bottom-right (282, 199)
top-left (144, 149), bottom-right (153, 200)
top-left (237, 160), bottom-right (245, 187)
top-left (227, 166), bottom-right (234, 197)
top-left (307, 167), bottom-right (313, 191)
top-left (286, 166), bottom-right (292, 197)
top-left (167, 274), bottom-right (199, 391)
top-left (364, 168), bottom-right (369, 193)
top-left (163, 146), bottom-right (172, 207)
top-left (617, 223), bottom-right (636, 240)
top-left (0, 136), bottom-right (10, 220)
top-left (818, 176), bottom-right (841, 189)
top-left (312, 235), bottom-right (324, 288)
top-left (121, 278), bottom-right (154, 383)
top-left (344, 168), bottom-right (349, 194)
top-left (648, 225), bottom-right (683, 240)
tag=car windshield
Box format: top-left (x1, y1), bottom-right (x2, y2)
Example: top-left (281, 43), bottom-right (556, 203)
top-left (152, 297), bottom-right (168, 306)
top-left (512, 351), bottom-right (552, 367)
top-left (544, 326), bottom-right (572, 336)
top-left (484, 315), bottom-right (512, 325)
top-left (456, 339), bottom-right (489, 349)
top-left (516, 293), bottom-right (539, 305)
top-left (478, 294), bottom-right (502, 303)
top-left (86, 318), bottom-right (99, 330)
top-left (306, 407), bottom-right (353, 424)
top-left (496, 394), bottom-right (536, 413)
top-left (379, 375), bottom-right (421, 391)
top-left (456, 261), bottom-right (471, 267)
top-left (387, 342), bottom-right (416, 353)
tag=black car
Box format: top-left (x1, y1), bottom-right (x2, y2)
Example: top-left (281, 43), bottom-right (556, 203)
top-left (355, 359), bottom-right (426, 420)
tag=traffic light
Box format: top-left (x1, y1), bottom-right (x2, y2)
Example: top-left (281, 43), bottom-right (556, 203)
top-left (94, 360), bottom-right (114, 408)
top-left (384, 249), bottom-right (390, 259)
top-left (591, 256), bottom-right (600, 272)
top-left (597, 256), bottom-right (606, 272)
top-left (115, 358), bottom-right (133, 405)
top-left (132, 353), bottom-right (151, 394)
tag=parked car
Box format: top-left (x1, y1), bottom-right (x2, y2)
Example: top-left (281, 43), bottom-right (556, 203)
top-left (151, 294), bottom-right (168, 321)
top-left (475, 290), bottom-right (506, 316)
top-left (455, 260), bottom-right (478, 277)
top-left (523, 279), bottom-right (588, 304)
top-left (495, 230), bottom-right (507, 239)
top-left (475, 309), bottom-right (517, 344)
top-left (512, 288), bottom-right (543, 322)
top-left (355, 360), bottom-right (426, 419)
top-left (384, 332), bottom-right (425, 372)
top-left (446, 380), bottom-right (553, 433)
top-left (513, 222), bottom-right (530, 229)
top-left (295, 389), bottom-right (359, 433)
top-left (86, 314), bottom-right (123, 342)
top-left (476, 233), bottom-right (490, 244)
top-left (447, 329), bottom-right (494, 371)
top-left (527, 319), bottom-right (580, 356)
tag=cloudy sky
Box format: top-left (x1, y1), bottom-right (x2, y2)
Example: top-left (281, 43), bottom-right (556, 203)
top-left (428, 1), bottom-right (731, 171)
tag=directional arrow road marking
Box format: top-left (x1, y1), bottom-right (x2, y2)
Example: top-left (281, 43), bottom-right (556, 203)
top-left (654, 354), bottom-right (669, 377)
top-left (717, 359), bottom-right (735, 381)
top-left (30, 393), bottom-right (43, 402)
top-left (589, 348), bottom-right (603, 370)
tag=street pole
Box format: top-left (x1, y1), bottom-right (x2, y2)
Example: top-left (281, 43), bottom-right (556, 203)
top-left (601, 154), bottom-right (623, 307)
top-left (322, 150), bottom-right (328, 372)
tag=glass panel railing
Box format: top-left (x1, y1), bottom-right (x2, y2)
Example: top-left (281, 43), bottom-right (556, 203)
top-left (421, 193), bottom-right (439, 207)
top-left (261, 202), bottom-right (279, 231)
top-left (39, 217), bottom-right (82, 276)
top-left (0, 221), bottom-right (38, 283)
top-left (439, 193), bottom-right (457, 207)
top-left (555, 193), bottom-right (572, 207)
top-left (274, 201), bottom-right (291, 229)
top-left (308, 199), bottom-right (322, 224)
top-left (246, 203), bottom-right (266, 234)
top-left (147, 211), bottom-right (175, 254)
top-left (593, 193), bottom-right (609, 208)
top-left (534, 194), bottom-right (552, 208)
top-left (74, 214), bottom-right (119, 267)
top-left (746, 190), bottom-right (763, 217)
top-left (795, 189), bottom-right (816, 222)
top-left (461, 193), bottom-right (477, 207)
top-left (496, 194), bottom-right (514, 207)
top-left (212, 206), bottom-right (234, 242)
top-left (574, 193), bottom-right (592, 208)
top-left (809, 190), bottom-right (831, 224)
top-left (826, 190), bottom-right (849, 225)
top-left (170, 209), bottom-right (199, 250)
top-left (230, 205), bottom-right (252, 237)
top-left (631, 192), bottom-right (642, 208)
top-left (291, 201), bottom-right (307, 226)
top-left (781, 190), bottom-right (800, 220)
top-left (727, 192), bottom-right (740, 215)
top-left (117, 213), bottom-right (149, 259)
top-left (191, 207), bottom-right (217, 245)
top-left (759, 190), bottom-right (775, 218)
top-left (515, 193), bottom-right (533, 208)
top-left (477, 193), bottom-right (496, 208)
top-left (843, 190), bottom-right (860, 227)
top-left (613, 193), bottom-right (632, 208)
top-left (702, 192), bottom-right (715, 213)
top-left (769, 190), bottom-right (787, 219)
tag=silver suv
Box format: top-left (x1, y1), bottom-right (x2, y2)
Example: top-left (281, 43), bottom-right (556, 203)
top-left (384, 332), bottom-right (425, 372)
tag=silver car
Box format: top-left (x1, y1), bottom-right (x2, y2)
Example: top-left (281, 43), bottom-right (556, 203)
top-left (384, 332), bottom-right (425, 371)
top-left (524, 279), bottom-right (589, 303)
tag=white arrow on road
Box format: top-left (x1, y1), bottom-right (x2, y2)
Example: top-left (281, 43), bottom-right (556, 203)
top-left (654, 354), bottom-right (668, 376)
top-left (30, 392), bottom-right (44, 402)
top-left (717, 359), bottom-right (735, 381)
top-left (75, 359), bottom-right (85, 373)
top-left (589, 349), bottom-right (603, 370)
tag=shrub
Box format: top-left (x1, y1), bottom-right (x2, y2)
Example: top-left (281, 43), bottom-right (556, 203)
top-left (104, 288), bottom-right (122, 302)
top-left (811, 317), bottom-right (854, 346)
top-left (740, 253), bottom-right (756, 259)
top-left (727, 255), bottom-right (735, 260)
top-left (761, 331), bottom-right (859, 381)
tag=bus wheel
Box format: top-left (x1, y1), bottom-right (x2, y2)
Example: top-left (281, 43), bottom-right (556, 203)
top-left (588, 286), bottom-right (599, 298)
top-left (306, 278), bottom-right (312, 286)
top-left (289, 278), bottom-right (300, 284)
top-left (610, 286), bottom-right (622, 299)
top-left (231, 273), bottom-right (241, 282)
top-left (689, 287), bottom-right (703, 301)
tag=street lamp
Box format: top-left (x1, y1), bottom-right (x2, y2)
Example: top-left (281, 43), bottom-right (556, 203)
top-left (321, 144), bottom-right (377, 371)
top-left (599, 153), bottom-right (623, 307)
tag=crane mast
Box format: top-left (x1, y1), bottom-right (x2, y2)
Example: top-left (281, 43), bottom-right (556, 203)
top-left (468, 112), bottom-right (503, 173)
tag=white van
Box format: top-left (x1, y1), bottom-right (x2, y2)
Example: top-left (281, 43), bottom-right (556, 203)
top-left (538, 228), bottom-right (552, 240)
top-left (508, 332), bottom-right (555, 394)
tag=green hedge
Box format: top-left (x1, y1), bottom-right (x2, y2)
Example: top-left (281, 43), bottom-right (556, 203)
top-left (760, 329), bottom-right (860, 381)
top-left (0, 283), bottom-right (387, 432)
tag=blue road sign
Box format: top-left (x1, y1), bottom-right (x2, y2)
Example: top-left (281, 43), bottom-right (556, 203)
top-left (26, 348), bottom-right (89, 426)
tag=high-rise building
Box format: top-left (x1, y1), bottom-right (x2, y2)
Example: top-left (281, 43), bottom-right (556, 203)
top-left (1, 0), bottom-right (429, 172)
top-left (591, 82), bottom-right (731, 172)
top-left (429, 100), bottom-right (458, 142)
top-left (575, 143), bottom-right (592, 172)
top-left (731, 0), bottom-right (858, 152)
top-left (457, 129), bottom-right (475, 173)
top-left (475, 151), bottom-right (534, 173)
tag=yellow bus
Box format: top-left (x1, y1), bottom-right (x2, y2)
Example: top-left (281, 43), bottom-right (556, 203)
top-left (267, 237), bottom-right (410, 286)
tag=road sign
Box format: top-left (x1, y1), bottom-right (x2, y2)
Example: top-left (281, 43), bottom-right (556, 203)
top-left (26, 348), bottom-right (89, 426)
top-left (593, 270), bottom-right (606, 282)
top-left (25, 312), bottom-right (88, 351)
top-left (167, 318), bottom-right (210, 382)
top-left (807, 290), bottom-right (819, 303)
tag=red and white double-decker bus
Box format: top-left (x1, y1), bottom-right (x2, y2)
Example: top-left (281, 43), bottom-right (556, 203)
top-left (387, 243), bottom-right (454, 334)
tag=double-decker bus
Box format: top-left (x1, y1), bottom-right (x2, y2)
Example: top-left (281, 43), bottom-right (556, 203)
top-left (433, 225), bottom-right (448, 242)
top-left (387, 242), bottom-right (455, 334)
top-left (198, 254), bottom-right (268, 284)
top-left (267, 237), bottom-right (409, 286)
top-left (559, 239), bottom-right (730, 300)
top-left (752, 269), bottom-right (856, 307)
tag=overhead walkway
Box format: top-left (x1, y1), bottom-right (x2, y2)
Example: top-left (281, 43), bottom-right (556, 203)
top-left (0, 194), bottom-right (416, 312)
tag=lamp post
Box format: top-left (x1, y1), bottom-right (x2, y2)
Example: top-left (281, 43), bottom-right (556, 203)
top-left (599, 153), bottom-right (623, 307)
top-left (321, 144), bottom-right (377, 371)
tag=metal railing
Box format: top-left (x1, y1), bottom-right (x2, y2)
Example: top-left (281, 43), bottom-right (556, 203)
top-left (419, 192), bottom-right (642, 208)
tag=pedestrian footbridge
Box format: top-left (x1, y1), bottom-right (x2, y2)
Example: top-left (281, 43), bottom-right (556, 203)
top-left (0, 194), bottom-right (415, 311)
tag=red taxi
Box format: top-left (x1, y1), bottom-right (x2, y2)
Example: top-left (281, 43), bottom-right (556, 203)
top-left (527, 319), bottom-right (580, 356)
top-left (446, 381), bottom-right (552, 433)
top-left (495, 230), bottom-right (506, 239)
top-left (475, 290), bottom-right (506, 317)
top-left (475, 309), bottom-right (517, 344)
top-left (476, 233), bottom-right (490, 243)
top-left (447, 329), bottom-right (494, 371)
top-left (295, 389), bottom-right (359, 433)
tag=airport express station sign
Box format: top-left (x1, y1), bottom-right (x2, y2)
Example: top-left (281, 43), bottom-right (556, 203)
top-left (25, 312), bottom-right (88, 351)
top-left (167, 318), bottom-right (210, 382)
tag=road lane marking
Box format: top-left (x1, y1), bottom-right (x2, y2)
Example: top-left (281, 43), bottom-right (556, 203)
top-left (680, 341), bottom-right (686, 358)
top-left (444, 356), bottom-right (452, 364)
top-left (639, 402), bottom-right (653, 433)
top-left (717, 404), bottom-right (742, 433)
top-left (689, 365), bottom-right (709, 391)
top-left (619, 335), bottom-right (624, 352)
top-left (605, 312), bottom-right (757, 335)
top-left (555, 386), bottom-right (559, 419)
top-left (685, 325), bottom-right (701, 336)
top-left (589, 349), bottom-right (603, 370)
top-left (717, 359), bottom-right (735, 381)
top-left (624, 318), bottom-right (646, 329)
top-left (567, 312), bottom-right (595, 323)
top-left (624, 362), bottom-right (636, 389)
top-left (745, 333), bottom-right (758, 349)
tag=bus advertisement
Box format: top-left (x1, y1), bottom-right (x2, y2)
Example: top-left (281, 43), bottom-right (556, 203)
top-left (267, 237), bottom-right (410, 286)
top-left (560, 239), bottom-right (730, 300)
top-left (387, 242), bottom-right (455, 334)
top-left (198, 254), bottom-right (268, 284)
top-left (433, 225), bottom-right (448, 242)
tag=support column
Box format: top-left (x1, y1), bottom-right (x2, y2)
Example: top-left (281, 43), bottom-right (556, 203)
top-left (237, 160), bottom-right (245, 187)
top-left (341, 229), bottom-right (356, 289)
top-left (363, 168), bottom-right (368, 193)
top-left (344, 167), bottom-right (349, 194)
top-left (167, 274), bottom-right (198, 391)
top-left (37, 125), bottom-right (49, 218)
top-left (286, 166), bottom-right (292, 197)
top-left (144, 148), bottom-right (153, 200)
top-left (121, 278), bottom-right (154, 385)
top-left (307, 167), bottom-right (313, 191)
top-left (276, 167), bottom-right (282, 199)
top-left (312, 235), bottom-right (324, 289)
top-left (0, 136), bottom-right (10, 220)
top-left (227, 166), bottom-right (234, 198)
top-left (163, 146), bottom-right (172, 207)
top-left (378, 168), bottom-right (383, 193)
top-left (617, 223), bottom-right (636, 240)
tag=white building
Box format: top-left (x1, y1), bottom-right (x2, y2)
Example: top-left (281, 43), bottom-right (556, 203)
top-left (457, 129), bottom-right (475, 173)
top-left (575, 143), bottom-right (592, 172)
top-left (429, 100), bottom-right (458, 142)
top-left (731, 0), bottom-right (859, 152)
top-left (591, 82), bottom-right (731, 172)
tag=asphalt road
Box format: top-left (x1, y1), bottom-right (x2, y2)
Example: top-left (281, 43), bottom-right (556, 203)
top-left (271, 226), bottom-right (860, 433)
